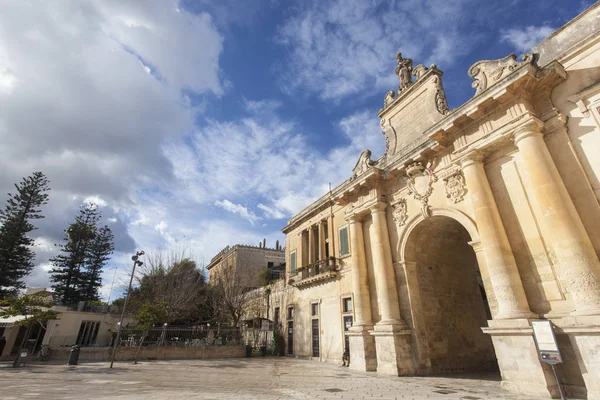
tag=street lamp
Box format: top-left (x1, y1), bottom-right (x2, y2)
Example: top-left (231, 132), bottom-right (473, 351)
top-left (109, 250), bottom-right (144, 368)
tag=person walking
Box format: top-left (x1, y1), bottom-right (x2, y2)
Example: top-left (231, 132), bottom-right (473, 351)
top-left (342, 346), bottom-right (350, 367)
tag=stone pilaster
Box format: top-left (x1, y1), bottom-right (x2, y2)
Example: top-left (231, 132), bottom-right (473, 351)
top-left (461, 153), bottom-right (535, 320)
top-left (347, 214), bottom-right (376, 371)
top-left (513, 121), bottom-right (600, 316)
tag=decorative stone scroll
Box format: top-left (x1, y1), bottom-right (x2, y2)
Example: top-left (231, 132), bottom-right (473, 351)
top-left (406, 158), bottom-right (438, 218)
top-left (383, 90), bottom-right (396, 109)
top-left (391, 198), bottom-right (408, 227)
top-left (433, 76), bottom-right (449, 115)
top-left (468, 53), bottom-right (534, 95)
top-left (443, 172), bottom-right (466, 203)
top-left (352, 149), bottom-right (375, 177)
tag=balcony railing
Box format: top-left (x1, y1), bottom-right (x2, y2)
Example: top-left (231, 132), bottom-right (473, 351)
top-left (291, 257), bottom-right (338, 288)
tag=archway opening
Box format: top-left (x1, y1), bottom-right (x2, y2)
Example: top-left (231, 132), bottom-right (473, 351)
top-left (404, 215), bottom-right (498, 374)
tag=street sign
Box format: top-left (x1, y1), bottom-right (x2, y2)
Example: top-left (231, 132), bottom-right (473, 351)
top-left (20, 352), bottom-right (28, 358)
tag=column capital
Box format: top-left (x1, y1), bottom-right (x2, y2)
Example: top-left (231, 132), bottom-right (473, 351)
top-left (345, 212), bottom-right (361, 224)
top-left (512, 119), bottom-right (544, 145)
top-left (369, 201), bottom-right (388, 214)
top-left (459, 151), bottom-right (484, 169)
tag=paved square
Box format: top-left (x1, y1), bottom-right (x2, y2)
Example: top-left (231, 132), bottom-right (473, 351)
top-left (0, 358), bottom-right (542, 400)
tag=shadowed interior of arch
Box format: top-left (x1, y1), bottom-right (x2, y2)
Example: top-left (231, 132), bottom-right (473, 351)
top-left (403, 215), bottom-right (498, 374)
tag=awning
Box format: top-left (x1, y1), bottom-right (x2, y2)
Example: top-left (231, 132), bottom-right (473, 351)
top-left (0, 315), bottom-right (27, 328)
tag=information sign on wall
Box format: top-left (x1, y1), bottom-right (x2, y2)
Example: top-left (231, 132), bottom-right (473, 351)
top-left (531, 320), bottom-right (562, 365)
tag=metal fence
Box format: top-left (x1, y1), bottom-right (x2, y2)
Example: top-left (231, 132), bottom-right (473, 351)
top-left (115, 327), bottom-right (242, 348)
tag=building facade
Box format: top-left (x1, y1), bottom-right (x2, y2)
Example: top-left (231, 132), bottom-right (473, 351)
top-left (280, 5), bottom-right (600, 399)
top-left (207, 241), bottom-right (285, 288)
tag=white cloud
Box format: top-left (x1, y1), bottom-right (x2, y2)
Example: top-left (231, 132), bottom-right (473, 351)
top-left (500, 25), bottom-right (555, 53)
top-left (276, 0), bottom-right (476, 101)
top-left (167, 104), bottom-right (385, 220)
top-left (0, 0), bottom-right (224, 293)
top-left (215, 200), bottom-right (260, 224)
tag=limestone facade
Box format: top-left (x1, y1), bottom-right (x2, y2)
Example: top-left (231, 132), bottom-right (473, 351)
top-left (207, 243), bottom-right (285, 288)
top-left (277, 5), bottom-right (600, 399)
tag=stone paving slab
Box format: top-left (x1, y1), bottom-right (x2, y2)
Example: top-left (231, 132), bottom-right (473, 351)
top-left (0, 358), bottom-right (544, 400)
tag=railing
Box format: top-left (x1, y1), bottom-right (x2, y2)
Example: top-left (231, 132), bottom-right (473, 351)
top-left (292, 257), bottom-right (338, 287)
top-left (116, 327), bottom-right (242, 348)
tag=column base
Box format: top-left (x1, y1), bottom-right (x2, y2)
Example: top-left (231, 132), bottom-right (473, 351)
top-left (347, 325), bottom-right (377, 372)
top-left (494, 310), bottom-right (538, 320)
top-left (559, 315), bottom-right (600, 400)
top-left (483, 319), bottom-right (559, 399)
top-left (370, 325), bottom-right (415, 376)
top-left (570, 305), bottom-right (600, 317)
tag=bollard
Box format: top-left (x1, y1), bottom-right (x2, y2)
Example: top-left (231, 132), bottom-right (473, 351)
top-left (67, 345), bottom-right (81, 365)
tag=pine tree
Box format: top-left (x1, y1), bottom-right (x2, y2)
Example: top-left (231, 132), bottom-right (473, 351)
top-left (0, 172), bottom-right (50, 298)
top-left (83, 225), bottom-right (114, 301)
top-left (50, 204), bottom-right (99, 304)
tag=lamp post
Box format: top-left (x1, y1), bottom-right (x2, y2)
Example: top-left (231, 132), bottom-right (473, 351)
top-left (109, 250), bottom-right (144, 369)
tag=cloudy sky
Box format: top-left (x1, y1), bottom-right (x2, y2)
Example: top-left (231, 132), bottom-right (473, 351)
top-left (0, 0), bottom-right (592, 300)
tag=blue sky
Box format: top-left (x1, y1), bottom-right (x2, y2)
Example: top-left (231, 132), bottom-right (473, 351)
top-left (0, 0), bottom-right (593, 298)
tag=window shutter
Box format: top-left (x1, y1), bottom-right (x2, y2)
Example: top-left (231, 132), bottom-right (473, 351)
top-left (290, 251), bottom-right (296, 275)
top-left (340, 226), bottom-right (349, 256)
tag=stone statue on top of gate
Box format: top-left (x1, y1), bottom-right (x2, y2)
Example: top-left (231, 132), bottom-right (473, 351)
top-left (395, 53), bottom-right (413, 91)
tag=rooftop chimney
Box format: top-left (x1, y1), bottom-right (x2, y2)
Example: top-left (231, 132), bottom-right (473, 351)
top-left (263, 238), bottom-right (266, 248)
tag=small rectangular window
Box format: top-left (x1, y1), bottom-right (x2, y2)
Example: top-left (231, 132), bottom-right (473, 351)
top-left (287, 306), bottom-right (294, 320)
top-left (268, 262), bottom-right (274, 269)
top-left (311, 303), bottom-right (319, 317)
top-left (342, 297), bottom-right (353, 313)
top-left (290, 251), bottom-right (297, 275)
top-left (339, 226), bottom-right (350, 256)
top-left (274, 307), bottom-right (280, 324)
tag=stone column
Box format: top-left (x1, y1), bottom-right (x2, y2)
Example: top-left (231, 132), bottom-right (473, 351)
top-left (370, 203), bottom-right (403, 326)
top-left (461, 153), bottom-right (535, 320)
top-left (308, 226), bottom-right (314, 265)
top-left (346, 214), bottom-right (377, 371)
top-left (513, 122), bottom-right (600, 315)
top-left (369, 203), bottom-right (414, 376)
top-left (318, 221), bottom-right (326, 261)
top-left (327, 214), bottom-right (335, 258)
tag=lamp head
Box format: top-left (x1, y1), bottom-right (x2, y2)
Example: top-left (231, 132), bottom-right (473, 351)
top-left (137, 250), bottom-right (145, 256)
top-left (132, 255), bottom-right (138, 261)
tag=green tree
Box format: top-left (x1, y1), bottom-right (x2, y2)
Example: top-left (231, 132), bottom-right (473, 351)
top-left (132, 250), bottom-right (212, 325)
top-left (83, 225), bottom-right (114, 301)
top-left (135, 302), bottom-right (168, 329)
top-left (0, 293), bottom-right (59, 367)
top-left (50, 204), bottom-right (100, 304)
top-left (0, 172), bottom-right (50, 298)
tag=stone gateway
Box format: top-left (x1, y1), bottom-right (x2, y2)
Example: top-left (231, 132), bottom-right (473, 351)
top-left (272, 5), bottom-right (600, 400)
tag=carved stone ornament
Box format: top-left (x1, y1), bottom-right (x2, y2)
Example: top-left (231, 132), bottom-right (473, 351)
top-left (433, 76), bottom-right (449, 115)
top-left (392, 198), bottom-right (408, 227)
top-left (383, 90), bottom-right (396, 109)
top-left (444, 173), bottom-right (466, 203)
top-left (412, 64), bottom-right (428, 81)
top-left (352, 149), bottom-right (375, 177)
top-left (395, 52), bottom-right (413, 91)
top-left (406, 158), bottom-right (438, 218)
top-left (468, 53), bottom-right (534, 95)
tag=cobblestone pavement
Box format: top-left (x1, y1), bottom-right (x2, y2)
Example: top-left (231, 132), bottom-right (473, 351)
top-left (0, 358), bottom-right (542, 400)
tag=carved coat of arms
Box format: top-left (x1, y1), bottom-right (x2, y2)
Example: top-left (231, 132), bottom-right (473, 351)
top-left (444, 173), bottom-right (466, 203)
top-left (406, 159), bottom-right (438, 218)
top-left (391, 198), bottom-right (408, 227)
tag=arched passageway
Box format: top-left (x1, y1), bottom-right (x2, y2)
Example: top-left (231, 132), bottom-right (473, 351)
top-left (403, 215), bottom-right (498, 373)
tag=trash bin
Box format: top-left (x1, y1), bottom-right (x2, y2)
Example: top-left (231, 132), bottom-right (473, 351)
top-left (68, 345), bottom-right (81, 365)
